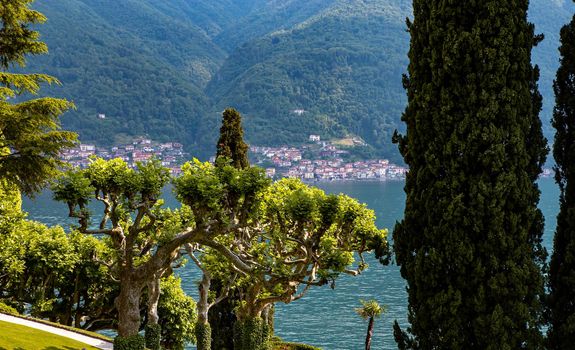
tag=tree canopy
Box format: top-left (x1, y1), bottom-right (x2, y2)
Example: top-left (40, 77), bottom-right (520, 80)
top-left (547, 6), bottom-right (575, 348)
top-left (393, 1), bottom-right (547, 348)
top-left (0, 0), bottom-right (76, 195)
top-left (216, 108), bottom-right (249, 169)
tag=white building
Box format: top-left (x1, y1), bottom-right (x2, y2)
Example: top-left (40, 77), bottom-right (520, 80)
top-left (80, 144), bottom-right (96, 152)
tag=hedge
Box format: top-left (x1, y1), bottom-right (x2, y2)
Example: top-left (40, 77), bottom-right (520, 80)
top-left (113, 334), bottom-right (145, 350)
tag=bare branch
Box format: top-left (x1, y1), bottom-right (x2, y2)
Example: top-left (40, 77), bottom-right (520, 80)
top-left (344, 269), bottom-right (360, 276)
top-left (196, 238), bottom-right (256, 274)
top-left (209, 273), bottom-right (237, 309)
top-left (283, 258), bottom-right (307, 265)
top-left (134, 204), bottom-right (157, 234)
top-left (94, 193), bottom-right (112, 230)
top-left (185, 243), bottom-right (208, 275)
top-left (292, 283), bottom-right (312, 301)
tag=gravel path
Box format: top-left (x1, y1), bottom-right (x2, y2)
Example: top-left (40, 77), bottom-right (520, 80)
top-left (0, 313), bottom-right (113, 349)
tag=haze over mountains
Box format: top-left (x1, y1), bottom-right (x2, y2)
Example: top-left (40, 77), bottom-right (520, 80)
top-left (28, 0), bottom-right (574, 161)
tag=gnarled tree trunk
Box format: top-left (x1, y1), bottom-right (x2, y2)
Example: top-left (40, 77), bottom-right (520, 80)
top-left (116, 277), bottom-right (144, 337)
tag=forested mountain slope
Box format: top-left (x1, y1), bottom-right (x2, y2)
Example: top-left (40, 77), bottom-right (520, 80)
top-left (30, 0), bottom-right (224, 149)
top-left (205, 1), bottom-right (410, 160)
top-left (24, 0), bottom-right (573, 160)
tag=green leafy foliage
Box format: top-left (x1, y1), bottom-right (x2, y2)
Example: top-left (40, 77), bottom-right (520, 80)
top-left (0, 218), bottom-right (116, 328)
top-left (0, 180), bottom-right (24, 233)
top-left (271, 342), bottom-right (321, 350)
top-left (547, 8), bottom-right (575, 349)
top-left (158, 276), bottom-right (197, 350)
top-left (233, 317), bottom-right (271, 350)
top-left (196, 176), bottom-right (389, 331)
top-left (0, 0), bottom-right (46, 67)
top-left (113, 334), bottom-right (146, 350)
top-left (216, 108), bottom-right (249, 169)
top-left (144, 323), bottom-right (161, 350)
top-left (195, 322), bottom-right (211, 350)
top-left (355, 300), bottom-right (384, 320)
top-left (0, 0), bottom-right (76, 195)
top-left (393, 0), bottom-right (547, 348)
top-left (0, 301), bottom-right (18, 315)
top-left (51, 157), bottom-right (183, 338)
top-left (173, 159), bottom-right (270, 228)
top-left (209, 105), bottom-right (250, 347)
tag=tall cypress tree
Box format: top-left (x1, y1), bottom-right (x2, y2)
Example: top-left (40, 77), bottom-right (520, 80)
top-left (216, 108), bottom-right (249, 169)
top-left (393, 1), bottom-right (547, 348)
top-left (547, 7), bottom-right (575, 349)
top-left (210, 107), bottom-right (250, 349)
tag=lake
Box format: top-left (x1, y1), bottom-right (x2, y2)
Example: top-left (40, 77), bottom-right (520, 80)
top-left (22, 177), bottom-right (559, 349)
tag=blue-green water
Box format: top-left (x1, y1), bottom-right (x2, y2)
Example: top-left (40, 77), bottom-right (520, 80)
top-left (22, 178), bottom-right (559, 349)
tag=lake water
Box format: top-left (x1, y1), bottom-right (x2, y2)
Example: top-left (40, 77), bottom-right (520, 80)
top-left (22, 177), bottom-right (559, 349)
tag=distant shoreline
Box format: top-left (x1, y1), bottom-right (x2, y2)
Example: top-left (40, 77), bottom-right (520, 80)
top-left (299, 177), bottom-right (406, 184)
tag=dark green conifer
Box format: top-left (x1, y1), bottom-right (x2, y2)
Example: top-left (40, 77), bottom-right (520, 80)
top-left (393, 1), bottom-right (547, 348)
top-left (216, 108), bottom-right (249, 169)
top-left (210, 107), bottom-right (250, 348)
top-left (0, 0), bottom-right (76, 196)
top-left (548, 7), bottom-right (575, 349)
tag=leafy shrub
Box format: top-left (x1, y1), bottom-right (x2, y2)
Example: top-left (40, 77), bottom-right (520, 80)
top-left (113, 334), bottom-right (145, 350)
top-left (158, 276), bottom-right (197, 349)
top-left (233, 317), bottom-right (271, 350)
top-left (0, 300), bottom-right (18, 315)
top-left (145, 323), bottom-right (161, 350)
top-left (195, 322), bottom-right (211, 350)
top-left (272, 341), bottom-right (321, 350)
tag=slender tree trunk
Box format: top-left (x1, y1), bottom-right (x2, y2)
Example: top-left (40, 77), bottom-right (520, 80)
top-left (116, 279), bottom-right (143, 337)
top-left (196, 273), bottom-right (211, 350)
top-left (73, 272), bottom-right (81, 328)
top-left (147, 278), bottom-right (160, 325)
top-left (198, 273), bottom-right (210, 325)
top-left (145, 278), bottom-right (162, 350)
top-left (365, 317), bottom-right (374, 350)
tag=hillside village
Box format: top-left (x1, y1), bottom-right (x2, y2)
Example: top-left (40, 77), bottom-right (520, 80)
top-left (61, 135), bottom-right (408, 181)
top-left (60, 138), bottom-right (188, 175)
top-left (59, 135), bottom-right (557, 182)
top-left (250, 135), bottom-right (408, 181)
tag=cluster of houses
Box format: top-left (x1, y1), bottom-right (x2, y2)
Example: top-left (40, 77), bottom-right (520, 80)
top-left (250, 139), bottom-right (407, 181)
top-left (61, 135), bottom-right (410, 181)
top-left (285, 159), bottom-right (407, 181)
top-left (250, 146), bottom-right (304, 168)
top-left (60, 138), bottom-right (188, 175)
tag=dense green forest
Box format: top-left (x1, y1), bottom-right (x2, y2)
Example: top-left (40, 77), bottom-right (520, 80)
top-left (21, 0), bottom-right (574, 161)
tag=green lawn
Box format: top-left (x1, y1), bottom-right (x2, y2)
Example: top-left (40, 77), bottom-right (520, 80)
top-left (0, 320), bottom-right (101, 350)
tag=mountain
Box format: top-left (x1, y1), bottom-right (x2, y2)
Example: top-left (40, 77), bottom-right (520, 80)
top-left (23, 0), bottom-right (575, 161)
top-left (205, 1), bottom-right (410, 161)
top-left (29, 0), bottom-right (225, 149)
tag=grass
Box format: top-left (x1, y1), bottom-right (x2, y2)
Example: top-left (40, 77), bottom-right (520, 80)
top-left (332, 137), bottom-right (366, 147)
top-left (271, 337), bottom-right (321, 350)
top-left (0, 313), bottom-right (111, 342)
top-left (0, 320), bottom-right (101, 350)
